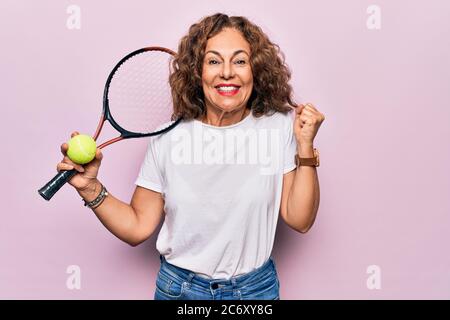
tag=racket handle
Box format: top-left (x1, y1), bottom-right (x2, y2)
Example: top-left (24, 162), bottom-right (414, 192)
top-left (38, 169), bottom-right (78, 201)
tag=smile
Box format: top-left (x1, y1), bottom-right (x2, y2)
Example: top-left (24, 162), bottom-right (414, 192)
top-left (216, 86), bottom-right (240, 96)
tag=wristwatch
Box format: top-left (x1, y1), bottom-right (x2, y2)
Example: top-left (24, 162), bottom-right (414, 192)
top-left (295, 148), bottom-right (320, 167)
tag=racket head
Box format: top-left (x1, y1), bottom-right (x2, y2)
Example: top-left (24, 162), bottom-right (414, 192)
top-left (101, 46), bottom-right (181, 141)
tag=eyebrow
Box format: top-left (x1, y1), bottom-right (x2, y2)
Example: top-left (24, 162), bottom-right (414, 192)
top-left (205, 50), bottom-right (249, 58)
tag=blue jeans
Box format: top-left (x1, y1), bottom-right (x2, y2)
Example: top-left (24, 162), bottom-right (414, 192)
top-left (154, 255), bottom-right (280, 300)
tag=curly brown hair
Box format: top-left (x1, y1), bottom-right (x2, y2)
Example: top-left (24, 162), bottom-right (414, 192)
top-left (169, 13), bottom-right (297, 120)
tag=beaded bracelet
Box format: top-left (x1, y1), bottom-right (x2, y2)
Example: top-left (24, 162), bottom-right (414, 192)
top-left (83, 184), bottom-right (108, 209)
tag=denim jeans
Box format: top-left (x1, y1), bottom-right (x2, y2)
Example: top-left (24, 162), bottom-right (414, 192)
top-left (154, 255), bottom-right (280, 300)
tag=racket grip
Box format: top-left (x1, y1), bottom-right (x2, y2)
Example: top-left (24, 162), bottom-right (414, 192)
top-left (38, 169), bottom-right (78, 201)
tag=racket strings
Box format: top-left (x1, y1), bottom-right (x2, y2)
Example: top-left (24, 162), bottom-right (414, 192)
top-left (108, 50), bottom-right (175, 134)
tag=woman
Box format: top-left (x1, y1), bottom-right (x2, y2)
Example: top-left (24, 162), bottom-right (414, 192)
top-left (57, 13), bottom-right (325, 300)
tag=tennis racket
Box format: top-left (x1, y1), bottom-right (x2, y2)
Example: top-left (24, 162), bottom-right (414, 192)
top-left (38, 46), bottom-right (182, 201)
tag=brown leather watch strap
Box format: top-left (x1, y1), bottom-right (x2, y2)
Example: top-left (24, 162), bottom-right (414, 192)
top-left (295, 148), bottom-right (320, 167)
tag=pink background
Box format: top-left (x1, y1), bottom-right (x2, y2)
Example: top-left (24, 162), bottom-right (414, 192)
top-left (1, 0), bottom-right (449, 299)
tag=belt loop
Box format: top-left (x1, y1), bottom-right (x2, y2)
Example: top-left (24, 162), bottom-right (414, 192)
top-left (187, 272), bottom-right (195, 282)
top-left (186, 272), bottom-right (195, 287)
top-left (231, 278), bottom-right (239, 298)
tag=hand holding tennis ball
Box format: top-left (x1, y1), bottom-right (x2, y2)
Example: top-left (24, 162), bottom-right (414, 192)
top-left (57, 132), bottom-right (103, 191)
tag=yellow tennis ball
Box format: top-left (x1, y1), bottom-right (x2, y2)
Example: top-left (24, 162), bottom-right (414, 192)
top-left (67, 134), bottom-right (97, 165)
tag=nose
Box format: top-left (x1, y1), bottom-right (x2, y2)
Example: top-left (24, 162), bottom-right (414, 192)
top-left (220, 61), bottom-right (234, 79)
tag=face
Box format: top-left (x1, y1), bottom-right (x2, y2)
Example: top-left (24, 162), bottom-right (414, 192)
top-left (201, 28), bottom-right (253, 114)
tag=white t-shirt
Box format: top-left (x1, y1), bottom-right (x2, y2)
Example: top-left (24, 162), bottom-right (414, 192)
top-left (135, 110), bottom-right (297, 279)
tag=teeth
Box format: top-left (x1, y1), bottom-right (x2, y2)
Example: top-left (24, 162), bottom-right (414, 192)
top-left (217, 86), bottom-right (239, 91)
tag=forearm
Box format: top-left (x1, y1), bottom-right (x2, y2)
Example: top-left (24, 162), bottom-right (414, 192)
top-left (77, 180), bottom-right (139, 245)
top-left (286, 144), bottom-right (320, 233)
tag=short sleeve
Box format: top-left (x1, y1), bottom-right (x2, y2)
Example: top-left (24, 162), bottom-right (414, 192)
top-left (283, 112), bottom-right (298, 174)
top-left (135, 137), bottom-right (163, 193)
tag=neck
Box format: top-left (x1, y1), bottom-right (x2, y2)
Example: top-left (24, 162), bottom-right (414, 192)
top-left (201, 106), bottom-right (249, 127)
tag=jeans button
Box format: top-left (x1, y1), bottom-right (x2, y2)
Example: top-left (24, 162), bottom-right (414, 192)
top-left (211, 283), bottom-right (218, 289)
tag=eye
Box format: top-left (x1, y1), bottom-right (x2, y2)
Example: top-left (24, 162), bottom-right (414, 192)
top-left (208, 59), bottom-right (220, 65)
top-left (235, 60), bottom-right (246, 65)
